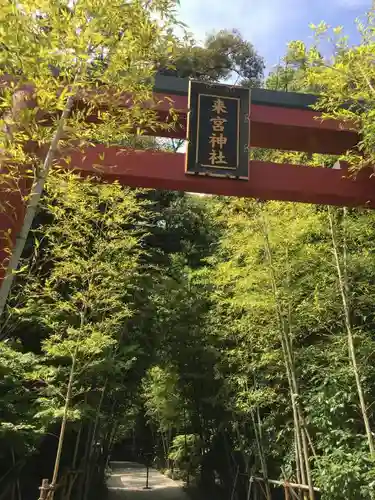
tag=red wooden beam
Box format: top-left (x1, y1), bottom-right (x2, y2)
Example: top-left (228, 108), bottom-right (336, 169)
top-left (0, 167), bottom-right (28, 282)
top-left (64, 146), bottom-right (375, 208)
top-left (1, 147), bottom-right (374, 283)
top-left (249, 104), bottom-right (358, 155)
top-left (145, 95), bottom-right (358, 155)
top-left (0, 74), bottom-right (366, 287)
top-left (0, 74), bottom-right (358, 154)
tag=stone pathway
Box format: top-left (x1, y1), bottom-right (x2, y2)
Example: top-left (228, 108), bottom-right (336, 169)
top-left (107, 462), bottom-right (190, 500)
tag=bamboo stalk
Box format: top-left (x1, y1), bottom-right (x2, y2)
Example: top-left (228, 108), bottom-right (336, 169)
top-left (294, 427), bottom-right (302, 488)
top-left (258, 205), bottom-right (315, 500)
top-left (0, 90), bottom-right (76, 319)
top-left (64, 421), bottom-right (83, 500)
top-left (286, 248), bottom-right (303, 497)
top-left (10, 448), bottom-right (16, 500)
top-left (247, 477), bottom-right (253, 500)
top-left (259, 213), bottom-right (305, 480)
top-left (106, 419), bottom-right (120, 465)
top-left (252, 477), bottom-right (321, 492)
top-left (251, 411), bottom-right (272, 500)
top-left (285, 484), bottom-right (290, 500)
top-left (0, 485), bottom-right (12, 500)
top-left (233, 421), bottom-right (252, 498)
top-left (287, 484), bottom-right (303, 500)
top-left (0, 459), bottom-right (25, 489)
top-left (77, 421), bottom-right (93, 500)
top-left (304, 427), bottom-right (321, 473)
top-left (72, 421), bottom-right (83, 471)
top-left (47, 345), bottom-right (79, 500)
top-left (82, 378), bottom-right (109, 500)
top-left (11, 447), bottom-right (21, 500)
top-left (328, 207), bottom-right (375, 458)
top-left (299, 418), bottom-right (314, 500)
top-left (230, 466), bottom-right (239, 500)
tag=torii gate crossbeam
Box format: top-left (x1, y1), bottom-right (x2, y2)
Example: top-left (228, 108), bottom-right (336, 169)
top-left (1, 74), bottom-right (374, 284)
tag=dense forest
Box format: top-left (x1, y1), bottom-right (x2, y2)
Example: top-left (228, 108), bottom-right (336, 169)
top-left (1, 1), bottom-right (375, 500)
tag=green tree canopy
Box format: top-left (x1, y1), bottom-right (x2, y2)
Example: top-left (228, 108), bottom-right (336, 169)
top-left (159, 29), bottom-right (265, 86)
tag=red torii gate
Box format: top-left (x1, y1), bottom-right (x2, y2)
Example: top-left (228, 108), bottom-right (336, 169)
top-left (1, 74), bottom-right (375, 284)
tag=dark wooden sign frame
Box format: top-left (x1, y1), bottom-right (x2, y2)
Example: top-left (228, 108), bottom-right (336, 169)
top-left (185, 80), bottom-right (250, 179)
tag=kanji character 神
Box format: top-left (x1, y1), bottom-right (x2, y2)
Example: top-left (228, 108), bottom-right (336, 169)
top-left (209, 133), bottom-right (227, 149)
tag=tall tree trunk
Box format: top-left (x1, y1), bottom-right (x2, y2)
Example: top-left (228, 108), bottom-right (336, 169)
top-left (328, 207), bottom-right (375, 458)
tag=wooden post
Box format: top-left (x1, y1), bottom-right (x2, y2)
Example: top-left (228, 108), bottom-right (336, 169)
top-left (38, 479), bottom-right (50, 500)
top-left (284, 483), bottom-right (290, 500)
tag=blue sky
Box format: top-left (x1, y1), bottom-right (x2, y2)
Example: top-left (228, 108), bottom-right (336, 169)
top-left (177, 0), bottom-right (372, 71)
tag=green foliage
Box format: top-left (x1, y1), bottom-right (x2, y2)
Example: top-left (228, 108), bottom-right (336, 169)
top-left (159, 29), bottom-right (264, 86)
top-left (314, 449), bottom-right (375, 500)
top-left (143, 366), bottom-right (183, 432)
top-left (168, 434), bottom-right (203, 472)
top-left (140, 198), bottom-right (375, 499)
top-left (2, 4), bottom-right (375, 500)
top-left (0, 343), bottom-right (43, 456)
top-left (266, 41), bottom-right (316, 92)
top-left (297, 12), bottom-right (375, 171)
top-left (0, 0), bottom-right (181, 166)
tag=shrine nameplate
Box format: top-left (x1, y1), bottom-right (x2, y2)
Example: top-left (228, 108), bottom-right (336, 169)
top-left (185, 80), bottom-right (249, 179)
